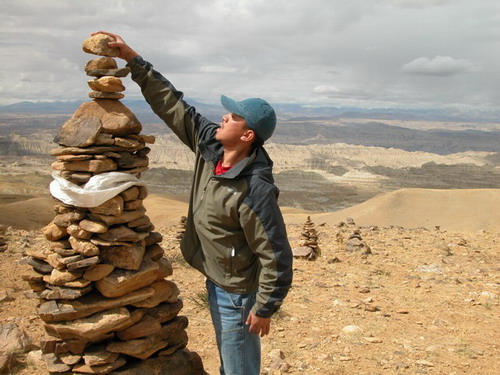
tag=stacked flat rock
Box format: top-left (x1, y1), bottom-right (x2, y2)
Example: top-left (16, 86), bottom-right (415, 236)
top-left (23, 33), bottom-right (206, 375)
top-left (292, 216), bottom-right (320, 260)
top-left (174, 216), bottom-right (187, 242)
top-left (344, 229), bottom-right (372, 254)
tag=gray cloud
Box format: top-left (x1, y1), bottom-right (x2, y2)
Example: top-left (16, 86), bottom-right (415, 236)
top-left (0, 0), bottom-right (499, 112)
top-left (401, 56), bottom-right (478, 76)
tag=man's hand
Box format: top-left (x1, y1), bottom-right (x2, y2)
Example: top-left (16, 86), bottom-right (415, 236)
top-left (91, 31), bottom-right (139, 62)
top-left (245, 311), bottom-right (271, 337)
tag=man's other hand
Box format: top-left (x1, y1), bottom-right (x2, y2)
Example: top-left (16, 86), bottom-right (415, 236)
top-left (245, 311), bottom-right (271, 337)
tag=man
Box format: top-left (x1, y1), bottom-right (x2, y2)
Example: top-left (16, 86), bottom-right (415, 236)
top-left (94, 32), bottom-right (293, 375)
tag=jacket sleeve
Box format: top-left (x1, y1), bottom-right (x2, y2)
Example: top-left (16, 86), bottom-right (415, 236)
top-left (126, 56), bottom-right (217, 151)
top-left (238, 179), bottom-right (293, 318)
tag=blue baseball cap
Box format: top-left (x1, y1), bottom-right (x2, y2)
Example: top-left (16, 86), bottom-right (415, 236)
top-left (220, 95), bottom-right (276, 141)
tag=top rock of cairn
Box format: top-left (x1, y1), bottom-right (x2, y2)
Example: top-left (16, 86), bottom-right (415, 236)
top-left (82, 33), bottom-right (120, 57)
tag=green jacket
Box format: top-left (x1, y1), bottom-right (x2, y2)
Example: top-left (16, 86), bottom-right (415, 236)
top-left (128, 56), bottom-right (293, 318)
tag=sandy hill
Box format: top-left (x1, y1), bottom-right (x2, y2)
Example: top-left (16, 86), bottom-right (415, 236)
top-left (2, 188), bottom-right (497, 232)
top-left (284, 188), bottom-right (500, 232)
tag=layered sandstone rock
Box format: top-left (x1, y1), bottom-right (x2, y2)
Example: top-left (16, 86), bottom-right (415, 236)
top-left (24, 36), bottom-right (206, 375)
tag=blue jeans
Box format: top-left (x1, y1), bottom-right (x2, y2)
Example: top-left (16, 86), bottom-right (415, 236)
top-left (206, 279), bottom-right (261, 375)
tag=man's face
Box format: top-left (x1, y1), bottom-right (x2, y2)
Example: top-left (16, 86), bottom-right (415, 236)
top-left (215, 113), bottom-right (251, 146)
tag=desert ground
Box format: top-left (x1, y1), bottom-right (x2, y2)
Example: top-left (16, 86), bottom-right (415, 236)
top-left (1, 188), bottom-right (499, 375)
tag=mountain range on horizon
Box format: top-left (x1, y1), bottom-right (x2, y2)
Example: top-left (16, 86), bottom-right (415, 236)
top-left (2, 98), bottom-right (500, 124)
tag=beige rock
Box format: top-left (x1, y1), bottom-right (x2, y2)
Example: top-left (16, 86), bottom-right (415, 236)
top-left (43, 353), bottom-right (71, 373)
top-left (73, 356), bottom-right (126, 374)
top-left (85, 57), bottom-right (118, 71)
top-left (94, 133), bottom-right (115, 146)
top-left (44, 307), bottom-right (131, 341)
top-left (106, 316), bottom-right (188, 360)
top-left (40, 285), bottom-right (92, 300)
top-left (89, 195), bottom-right (124, 216)
top-left (53, 248), bottom-right (76, 256)
top-left (158, 330), bottom-right (188, 356)
top-left (124, 199), bottom-right (143, 211)
top-left (0, 323), bottom-right (32, 355)
top-left (88, 76), bottom-right (125, 93)
top-left (156, 257), bottom-right (173, 279)
top-left (84, 264), bottom-right (115, 281)
top-left (53, 100), bottom-right (142, 139)
top-left (26, 248), bottom-right (51, 261)
top-left (95, 258), bottom-right (160, 298)
top-left (45, 268), bottom-right (84, 285)
top-left (41, 221), bottom-right (68, 241)
top-left (53, 116), bottom-right (102, 148)
top-left (89, 91), bottom-right (125, 100)
top-left (58, 254), bottom-right (83, 266)
top-left (49, 240), bottom-right (72, 251)
top-left (130, 134), bottom-right (156, 144)
top-left (59, 352), bottom-right (82, 365)
top-left (67, 224), bottom-right (93, 240)
top-left (90, 238), bottom-right (132, 247)
top-left (106, 335), bottom-right (168, 360)
top-left (51, 158), bottom-right (117, 173)
top-left (100, 242), bottom-right (145, 271)
top-left (115, 153), bottom-right (149, 170)
top-left (69, 237), bottom-right (100, 256)
top-left (116, 314), bottom-right (161, 341)
top-left (97, 225), bottom-right (138, 242)
top-left (56, 154), bottom-right (93, 161)
top-left (53, 211), bottom-right (86, 227)
top-left (67, 172), bottom-right (93, 184)
top-left (292, 246), bottom-right (314, 257)
top-left (82, 34), bottom-right (120, 57)
top-left (132, 280), bottom-right (179, 308)
top-left (114, 137), bottom-right (142, 149)
top-left (145, 232), bottom-right (163, 247)
top-left (120, 186), bottom-right (140, 201)
top-left (128, 215), bottom-right (151, 228)
top-left (83, 343), bottom-right (120, 366)
top-left (79, 219), bottom-right (108, 234)
top-left (87, 67), bottom-right (130, 78)
top-left (89, 207), bottom-right (146, 226)
top-left (50, 144), bottom-right (143, 156)
top-left (148, 300), bottom-right (184, 323)
top-left (66, 256), bottom-right (100, 270)
top-left (108, 349), bottom-right (205, 375)
top-left (40, 335), bottom-right (87, 355)
top-left (145, 243), bottom-right (164, 260)
top-left (137, 185), bottom-right (148, 199)
top-left (61, 278), bottom-right (92, 288)
top-left (45, 253), bottom-right (66, 270)
top-left (136, 147), bottom-right (151, 158)
top-left (38, 287), bottom-right (154, 323)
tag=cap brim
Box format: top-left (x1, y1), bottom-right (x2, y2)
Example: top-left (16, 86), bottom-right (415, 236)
top-left (220, 95), bottom-right (247, 119)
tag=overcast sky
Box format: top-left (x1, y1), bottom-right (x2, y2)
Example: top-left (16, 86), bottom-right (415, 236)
top-left (1, 0), bottom-right (499, 112)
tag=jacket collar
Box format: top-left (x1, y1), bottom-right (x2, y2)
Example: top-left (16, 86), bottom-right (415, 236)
top-left (199, 137), bottom-right (273, 180)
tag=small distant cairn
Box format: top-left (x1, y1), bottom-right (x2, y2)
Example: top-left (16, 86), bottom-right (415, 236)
top-left (292, 216), bottom-right (320, 260)
top-left (174, 216), bottom-right (187, 242)
top-left (22, 34), bottom-right (205, 375)
top-left (345, 229), bottom-right (371, 255)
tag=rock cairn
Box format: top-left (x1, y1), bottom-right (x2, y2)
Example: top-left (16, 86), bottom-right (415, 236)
top-left (174, 216), bottom-right (187, 242)
top-left (22, 33), bottom-right (205, 375)
top-left (344, 229), bottom-right (371, 254)
top-left (292, 216), bottom-right (320, 260)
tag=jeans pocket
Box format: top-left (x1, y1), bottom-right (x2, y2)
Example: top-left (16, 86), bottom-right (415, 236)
top-left (225, 290), bottom-right (245, 309)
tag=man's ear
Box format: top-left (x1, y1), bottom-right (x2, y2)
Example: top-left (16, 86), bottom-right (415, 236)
top-left (241, 129), bottom-right (255, 143)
